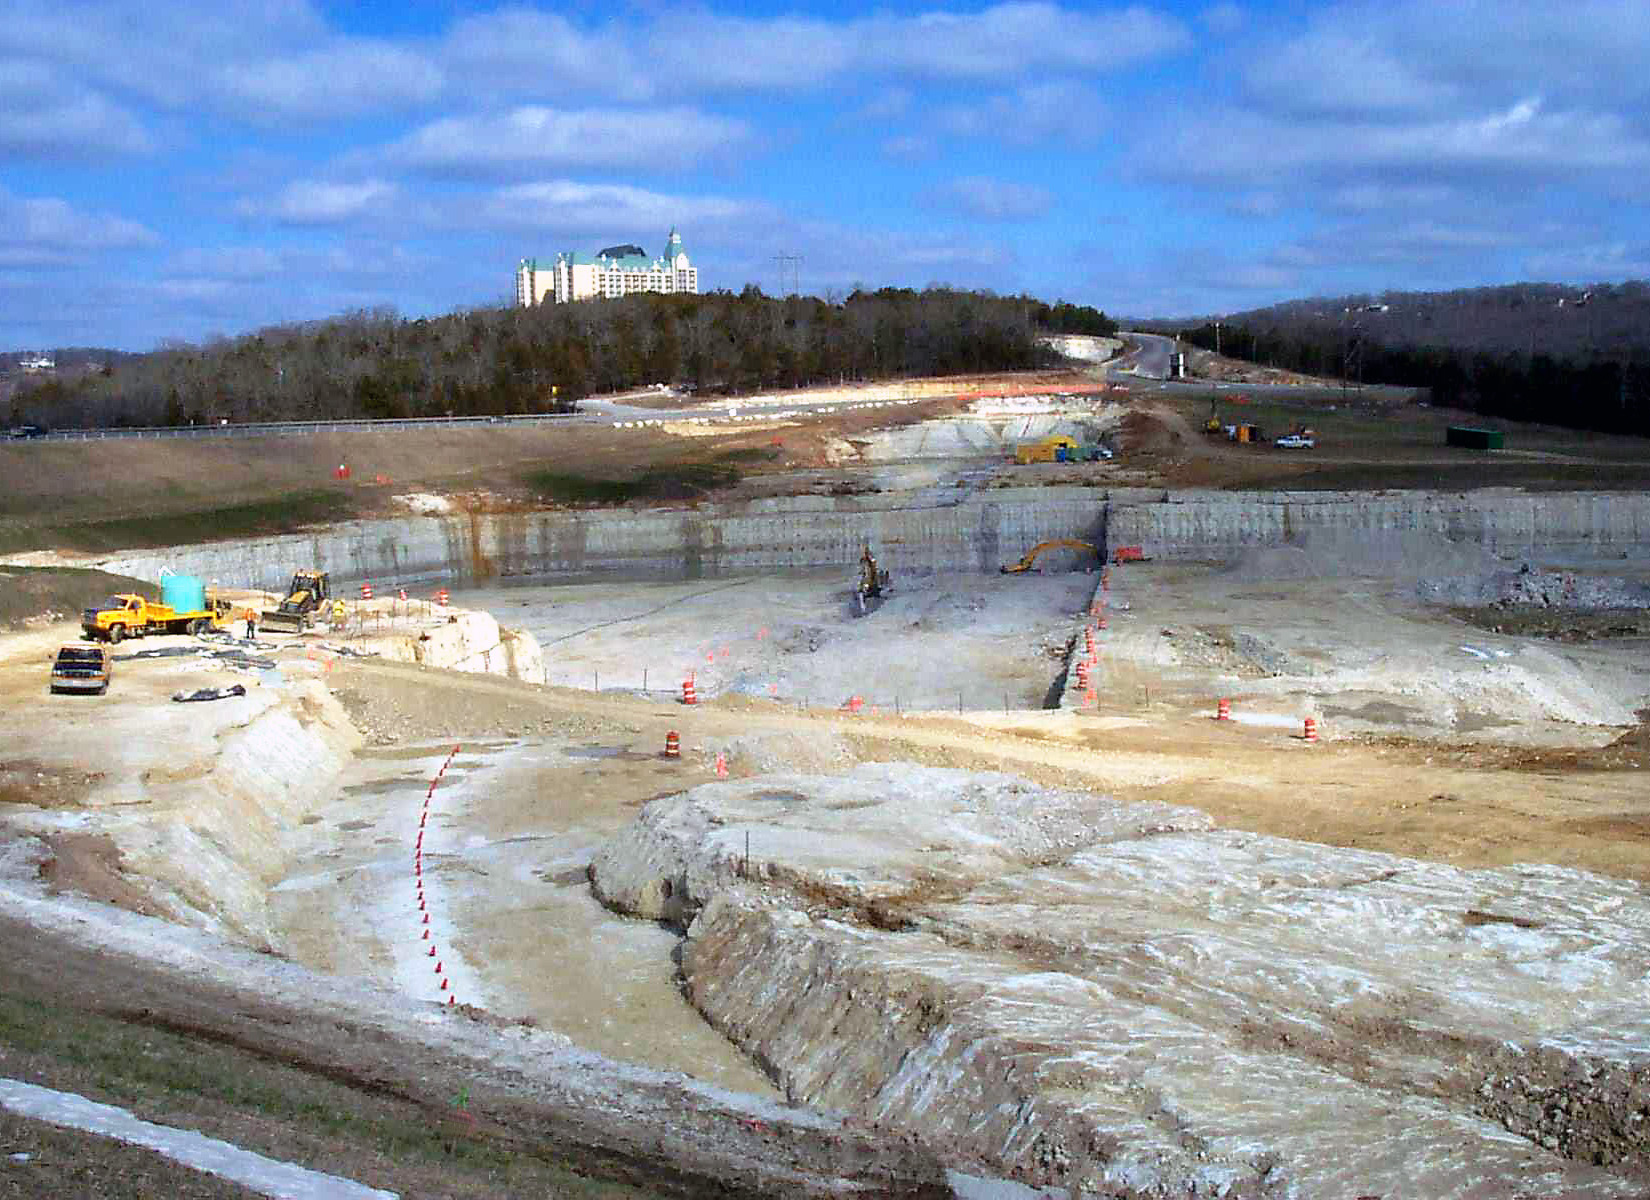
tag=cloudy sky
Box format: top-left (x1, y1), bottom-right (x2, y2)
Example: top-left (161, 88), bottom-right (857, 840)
top-left (6, 0), bottom-right (1650, 350)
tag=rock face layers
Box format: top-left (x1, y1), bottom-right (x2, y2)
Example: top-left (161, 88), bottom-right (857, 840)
top-left (591, 765), bottom-right (1650, 1197)
top-left (67, 489), bottom-right (1650, 594)
top-left (358, 608), bottom-right (546, 683)
top-left (13, 680), bottom-right (361, 945)
top-left (80, 488), bottom-right (1107, 590)
top-left (1107, 490), bottom-right (1650, 565)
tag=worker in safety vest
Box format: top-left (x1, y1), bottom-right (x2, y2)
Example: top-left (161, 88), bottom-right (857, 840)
top-left (331, 598), bottom-right (346, 623)
top-left (243, 609), bottom-right (257, 641)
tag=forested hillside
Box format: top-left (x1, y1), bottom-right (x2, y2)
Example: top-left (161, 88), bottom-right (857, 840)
top-left (8, 288), bottom-right (1114, 430)
top-left (1173, 282), bottom-right (1650, 436)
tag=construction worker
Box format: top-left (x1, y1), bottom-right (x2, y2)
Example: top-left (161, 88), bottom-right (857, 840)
top-left (331, 598), bottom-right (346, 625)
top-left (244, 609), bottom-right (257, 641)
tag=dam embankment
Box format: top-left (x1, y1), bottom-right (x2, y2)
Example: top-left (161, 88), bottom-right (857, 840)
top-left (70, 487), bottom-right (1650, 589)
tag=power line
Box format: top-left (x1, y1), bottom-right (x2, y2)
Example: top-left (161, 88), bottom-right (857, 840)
top-left (772, 253), bottom-right (802, 297)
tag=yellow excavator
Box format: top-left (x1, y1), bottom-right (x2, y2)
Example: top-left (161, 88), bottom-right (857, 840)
top-left (853, 545), bottom-right (891, 616)
top-left (1001, 539), bottom-right (1099, 574)
top-left (261, 569), bottom-right (332, 633)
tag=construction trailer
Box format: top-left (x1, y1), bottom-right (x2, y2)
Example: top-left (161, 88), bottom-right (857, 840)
top-left (1446, 426), bottom-right (1505, 450)
top-left (1013, 435), bottom-right (1081, 464)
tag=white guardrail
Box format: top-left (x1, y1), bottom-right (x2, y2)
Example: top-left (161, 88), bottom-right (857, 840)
top-left (16, 411), bottom-right (586, 442)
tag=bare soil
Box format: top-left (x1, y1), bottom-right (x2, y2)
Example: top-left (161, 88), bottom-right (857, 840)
top-left (10, 364), bottom-right (1650, 559)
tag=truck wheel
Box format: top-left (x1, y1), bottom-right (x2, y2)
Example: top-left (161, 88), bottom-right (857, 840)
top-left (107, 625), bottom-right (124, 645)
top-left (188, 618), bottom-right (208, 636)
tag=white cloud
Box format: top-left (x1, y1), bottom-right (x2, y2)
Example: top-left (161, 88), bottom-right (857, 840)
top-left (870, 3), bottom-right (1189, 78)
top-left (163, 247), bottom-right (284, 280)
top-left (1326, 183), bottom-right (1459, 213)
top-left (247, 180), bottom-right (397, 226)
top-left (387, 107), bottom-right (751, 176)
top-left (0, 187), bottom-right (157, 259)
top-left (1236, 1), bottom-right (1650, 124)
top-left (790, 220), bottom-right (1016, 288)
top-left (1524, 242), bottom-right (1650, 281)
top-left (1164, 99), bottom-right (1650, 187)
top-left (0, 61), bottom-right (153, 159)
top-left (1227, 192), bottom-right (1284, 218)
top-left (858, 88), bottom-right (913, 122)
top-left (658, 14), bottom-right (855, 91)
top-left (881, 135), bottom-right (936, 163)
top-left (1201, 3), bottom-right (1245, 35)
top-left (442, 9), bottom-right (644, 100)
top-left (213, 42), bottom-right (443, 123)
top-left (476, 182), bottom-right (767, 237)
top-left (941, 81), bottom-right (1107, 146)
top-left (1241, 29), bottom-right (1459, 118)
top-left (1, 3), bottom-right (437, 125)
top-left (925, 176), bottom-right (1053, 221)
top-left (441, 3), bottom-right (1188, 99)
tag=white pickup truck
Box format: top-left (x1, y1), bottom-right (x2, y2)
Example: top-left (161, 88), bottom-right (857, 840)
top-left (1275, 434), bottom-right (1315, 449)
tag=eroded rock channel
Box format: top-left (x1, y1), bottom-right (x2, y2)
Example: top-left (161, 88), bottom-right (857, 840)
top-left (593, 764), bottom-right (1650, 1197)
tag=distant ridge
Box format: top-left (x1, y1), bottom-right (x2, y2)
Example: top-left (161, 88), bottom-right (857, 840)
top-left (1155, 280), bottom-right (1650, 363)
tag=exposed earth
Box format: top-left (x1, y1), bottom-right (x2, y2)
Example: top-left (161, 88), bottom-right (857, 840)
top-left (2, 345), bottom-right (1650, 1197)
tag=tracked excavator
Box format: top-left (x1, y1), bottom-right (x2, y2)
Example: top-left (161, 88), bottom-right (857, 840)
top-left (261, 570), bottom-right (331, 633)
top-left (853, 545), bottom-right (891, 616)
top-left (1001, 539), bottom-right (1099, 574)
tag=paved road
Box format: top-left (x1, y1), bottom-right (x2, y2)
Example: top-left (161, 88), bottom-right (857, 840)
top-left (1108, 332), bottom-right (1416, 401)
top-left (1110, 330), bottom-right (1178, 381)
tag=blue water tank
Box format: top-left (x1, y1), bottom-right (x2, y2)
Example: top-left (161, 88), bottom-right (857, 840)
top-left (161, 573), bottom-right (206, 613)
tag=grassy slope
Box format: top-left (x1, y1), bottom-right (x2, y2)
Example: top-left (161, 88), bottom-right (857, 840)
top-left (0, 921), bottom-right (661, 1199)
top-left (0, 426), bottom-right (782, 556)
top-left (3, 389), bottom-right (1647, 562)
top-left (1159, 389), bottom-right (1650, 492)
top-left (0, 567), bottom-right (159, 630)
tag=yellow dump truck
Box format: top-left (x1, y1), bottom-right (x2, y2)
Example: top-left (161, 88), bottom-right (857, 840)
top-left (81, 594), bottom-right (232, 643)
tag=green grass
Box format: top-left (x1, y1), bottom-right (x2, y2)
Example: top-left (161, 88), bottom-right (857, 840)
top-left (0, 566), bottom-right (158, 629)
top-left (0, 988), bottom-right (655, 1197)
top-left (523, 461), bottom-right (746, 504)
top-left (0, 490), bottom-right (350, 556)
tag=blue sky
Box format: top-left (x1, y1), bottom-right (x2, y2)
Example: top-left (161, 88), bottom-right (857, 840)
top-left (5, 0), bottom-right (1650, 350)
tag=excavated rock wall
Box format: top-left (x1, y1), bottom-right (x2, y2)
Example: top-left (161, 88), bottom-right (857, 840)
top-left (592, 765), bottom-right (1650, 1198)
top-left (68, 489), bottom-right (1647, 595)
top-left (80, 488), bottom-right (1106, 591)
top-left (1107, 489), bottom-right (1650, 564)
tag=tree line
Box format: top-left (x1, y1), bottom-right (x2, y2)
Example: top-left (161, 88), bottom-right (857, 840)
top-left (10, 288), bottom-right (1116, 430)
top-left (1180, 320), bottom-right (1650, 437)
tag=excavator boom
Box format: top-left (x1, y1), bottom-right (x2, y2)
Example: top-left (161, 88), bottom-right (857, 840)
top-left (1001, 539), bottom-right (1098, 574)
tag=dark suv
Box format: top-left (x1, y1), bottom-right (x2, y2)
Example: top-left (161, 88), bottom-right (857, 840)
top-left (51, 644), bottom-right (111, 694)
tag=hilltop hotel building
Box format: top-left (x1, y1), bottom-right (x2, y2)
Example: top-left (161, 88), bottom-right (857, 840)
top-left (516, 229), bottom-right (698, 306)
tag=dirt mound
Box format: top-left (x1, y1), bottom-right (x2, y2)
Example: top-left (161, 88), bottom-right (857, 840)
top-left (1118, 408), bottom-right (1180, 454)
top-left (0, 566), bottom-right (155, 630)
top-left (36, 832), bottom-right (163, 918)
